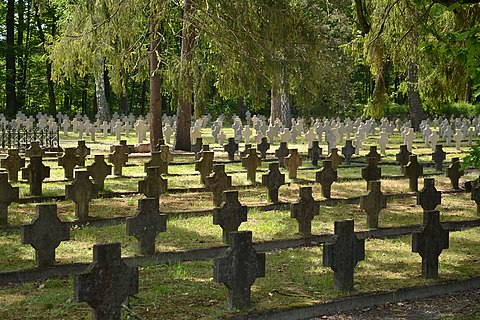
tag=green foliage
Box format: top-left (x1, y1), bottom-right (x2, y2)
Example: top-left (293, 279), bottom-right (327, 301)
top-left (384, 103), bottom-right (410, 118)
top-left (462, 138), bottom-right (480, 170)
top-left (437, 102), bottom-right (480, 118)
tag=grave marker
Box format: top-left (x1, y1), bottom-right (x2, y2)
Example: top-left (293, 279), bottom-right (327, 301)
top-left (327, 148), bottom-right (343, 170)
top-left (361, 156), bottom-right (381, 187)
top-left (74, 243), bottom-right (139, 319)
top-left (58, 147), bottom-right (80, 180)
top-left (87, 155), bottom-right (112, 191)
top-left (308, 140), bottom-right (322, 166)
top-left (275, 142), bottom-right (289, 167)
top-left (21, 204), bottom-right (70, 267)
top-left (432, 144), bottom-right (446, 172)
top-left (359, 181), bottom-right (387, 229)
top-left (214, 231), bottom-right (265, 310)
top-left (224, 138), bottom-right (238, 161)
top-left (284, 149), bottom-right (302, 179)
top-left (108, 145), bottom-right (128, 176)
top-left (191, 137), bottom-right (203, 154)
top-left (138, 166), bottom-right (167, 199)
top-left (261, 162), bottom-right (285, 204)
top-left (213, 191), bottom-right (247, 244)
top-left (126, 198), bottom-right (167, 255)
top-left (323, 220), bottom-right (365, 291)
top-left (290, 187), bottom-right (320, 237)
top-left (21, 156), bottom-right (50, 196)
top-left (195, 150), bottom-right (214, 184)
top-left (412, 210), bottom-right (449, 278)
top-left (417, 178), bottom-right (441, 211)
top-left (257, 137), bottom-right (270, 160)
top-left (65, 170), bottom-right (98, 220)
top-left (365, 146), bottom-right (381, 165)
top-left (405, 155), bottom-right (423, 192)
top-left (205, 164), bottom-right (233, 207)
top-left (341, 140), bottom-right (355, 165)
top-left (396, 145), bottom-right (411, 174)
top-left (446, 157), bottom-right (464, 189)
top-left (315, 160), bottom-right (338, 199)
top-left (470, 180), bottom-right (480, 215)
top-left (1, 149), bottom-right (25, 181)
top-left (242, 148), bottom-right (261, 183)
top-left (75, 140), bottom-right (90, 166)
top-left (0, 172), bottom-right (19, 225)
top-left (25, 141), bottom-right (45, 158)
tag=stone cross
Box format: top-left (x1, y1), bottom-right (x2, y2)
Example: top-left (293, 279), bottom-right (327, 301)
top-left (158, 145), bottom-right (173, 174)
top-left (126, 198), bottom-right (167, 255)
top-left (25, 141), bottom-right (45, 158)
top-left (138, 166), bottom-right (167, 199)
top-left (213, 190), bottom-right (247, 244)
top-left (417, 178), bottom-right (441, 211)
top-left (275, 142), bottom-right (289, 167)
top-left (74, 243), bottom-right (139, 319)
top-left (378, 129), bottom-right (389, 155)
top-left (365, 146), bottom-right (381, 166)
top-left (75, 140), bottom-right (90, 166)
top-left (21, 204), bottom-right (70, 267)
top-left (361, 157), bottom-right (381, 187)
top-left (261, 162), bottom-right (285, 204)
top-left (453, 129), bottom-right (463, 150)
top-left (195, 150), bottom-right (214, 184)
top-left (327, 148), bottom-right (343, 171)
top-left (205, 164), bottom-right (233, 207)
top-left (58, 147), bottom-right (80, 180)
top-left (214, 231), bottom-right (265, 310)
top-left (240, 144), bottom-right (252, 159)
top-left (163, 124), bottom-right (173, 144)
top-left (305, 129), bottom-right (316, 148)
top-left (470, 179), bottom-right (480, 215)
top-left (243, 125), bottom-right (252, 144)
top-left (285, 149), bottom-right (302, 179)
top-left (396, 145), bottom-right (411, 174)
top-left (432, 144), bottom-right (446, 172)
top-left (0, 172), bottom-right (19, 225)
top-left (224, 137), bottom-right (238, 161)
top-left (191, 137), bottom-right (203, 154)
top-left (405, 155), bottom-right (424, 192)
top-left (87, 155), bottom-right (112, 191)
top-left (341, 140), bottom-right (355, 165)
top-left (242, 148), bottom-right (262, 183)
top-left (412, 210), bottom-right (449, 278)
top-left (446, 157), bottom-right (464, 189)
top-left (99, 121), bottom-right (110, 137)
top-left (257, 137), bottom-right (270, 160)
top-left (308, 140), bottom-right (322, 166)
top-left (1, 149), bottom-right (25, 181)
top-left (280, 128), bottom-right (292, 143)
top-left (316, 160), bottom-right (338, 199)
top-left (290, 187), bottom-right (320, 237)
top-left (65, 170), bottom-right (98, 220)
top-left (108, 145), bottom-right (128, 176)
top-left (429, 131), bottom-right (439, 151)
top-left (113, 121), bottom-right (123, 141)
top-left (323, 220), bottom-right (365, 291)
top-left (359, 181), bottom-right (387, 229)
top-left (21, 156), bottom-right (50, 196)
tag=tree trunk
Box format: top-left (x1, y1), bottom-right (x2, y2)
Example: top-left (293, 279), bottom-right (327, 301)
top-left (149, 13), bottom-right (163, 149)
top-left (270, 65), bottom-right (292, 128)
top-left (407, 59), bottom-right (426, 131)
top-left (6, 0), bottom-right (17, 118)
top-left (95, 57), bottom-right (110, 121)
top-left (120, 71), bottom-right (129, 115)
top-left (174, 0), bottom-right (195, 151)
top-left (17, 0), bottom-right (25, 110)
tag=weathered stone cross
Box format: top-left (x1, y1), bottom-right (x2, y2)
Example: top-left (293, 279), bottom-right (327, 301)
top-left (21, 156), bottom-right (50, 196)
top-left (316, 160), bottom-right (338, 199)
top-left (285, 149), bottom-right (302, 179)
top-left (341, 140), bottom-right (355, 165)
top-left (0, 172), bottom-right (19, 225)
top-left (65, 170), bottom-right (98, 220)
top-left (214, 231), bottom-right (265, 310)
top-left (1, 149), bottom-right (25, 181)
top-left (261, 162), bottom-right (285, 204)
top-left (138, 166), bottom-right (167, 199)
top-left (417, 178), bottom-right (441, 211)
top-left (213, 190), bottom-right (247, 244)
top-left (432, 144), bottom-right (446, 172)
top-left (195, 150), bottom-right (214, 184)
top-left (290, 186), bottom-right (320, 237)
top-left (86, 155), bottom-right (112, 191)
top-left (275, 142), bottom-right (289, 167)
top-left (205, 164), bottom-right (233, 207)
top-left (405, 155), bottom-right (423, 192)
top-left (396, 144), bottom-right (411, 174)
top-left (359, 181), bottom-right (387, 229)
top-left (224, 137), bottom-right (238, 161)
top-left (108, 145), bottom-right (128, 176)
top-left (308, 140), bottom-right (322, 166)
top-left (446, 157), bottom-right (464, 190)
top-left (58, 147), bottom-right (80, 180)
top-left (257, 137), bottom-right (270, 160)
top-left (242, 148), bottom-right (261, 183)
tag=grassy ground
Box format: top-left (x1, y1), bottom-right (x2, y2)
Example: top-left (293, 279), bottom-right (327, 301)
top-left (0, 127), bottom-right (479, 319)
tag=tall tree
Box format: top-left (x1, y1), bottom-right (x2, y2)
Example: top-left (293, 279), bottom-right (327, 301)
top-left (149, 3), bottom-right (163, 149)
top-left (6, 0), bottom-right (16, 118)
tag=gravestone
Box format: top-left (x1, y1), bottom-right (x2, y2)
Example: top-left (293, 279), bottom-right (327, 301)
top-left (396, 145), bottom-right (411, 174)
top-left (138, 166), bottom-right (167, 199)
top-left (195, 150), bottom-right (214, 184)
top-left (159, 145), bottom-right (173, 174)
top-left (21, 204), bottom-right (70, 267)
top-left (0, 172), bottom-right (19, 225)
top-left (1, 149), bottom-right (25, 181)
top-left (75, 140), bottom-right (90, 166)
top-left (58, 147), bottom-right (80, 180)
top-left (405, 155), bottom-right (423, 192)
top-left (87, 155), bottom-right (112, 191)
top-left (242, 148), bottom-right (262, 183)
top-left (224, 138), bottom-right (238, 161)
top-left (25, 141), bottom-right (45, 158)
top-left (214, 231), bottom-right (265, 310)
top-left (285, 149), bottom-right (302, 179)
top-left (144, 151), bottom-right (162, 172)
top-left (361, 156), bottom-right (381, 187)
top-left (205, 164), bottom-right (233, 207)
top-left (412, 210), bottom-right (449, 278)
top-left (191, 137), bottom-right (203, 154)
top-left (108, 145), bottom-right (128, 176)
top-left (65, 170), bottom-right (98, 220)
top-left (446, 157), bottom-right (464, 189)
top-left (213, 190), bottom-right (247, 244)
top-left (341, 140), bottom-right (356, 165)
top-left (359, 181), bottom-right (387, 229)
top-left (275, 142), bottom-right (289, 167)
top-left (315, 160), bottom-right (338, 199)
top-left (365, 146), bottom-right (381, 165)
top-left (195, 144), bottom-right (210, 161)
top-left (417, 178), bottom-right (441, 211)
top-left (261, 162), bottom-right (285, 204)
top-left (432, 144), bottom-right (446, 172)
top-left (323, 220), bottom-right (365, 291)
top-left (308, 140), bottom-right (322, 166)
top-left (21, 156), bottom-right (50, 196)
top-left (257, 137), bottom-right (270, 160)
top-left (290, 187), bottom-right (320, 237)
top-left (470, 181), bottom-right (480, 215)
top-left (327, 148), bottom-right (343, 170)
top-left (74, 243), bottom-right (139, 319)
top-left (240, 144), bottom-right (252, 159)
top-left (126, 198), bottom-right (167, 255)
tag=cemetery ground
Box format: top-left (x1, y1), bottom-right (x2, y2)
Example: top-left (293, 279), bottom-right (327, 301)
top-left (1, 128), bottom-right (480, 319)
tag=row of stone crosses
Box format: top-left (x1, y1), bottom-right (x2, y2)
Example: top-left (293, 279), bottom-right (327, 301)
top-left (3, 111), bottom-right (480, 152)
